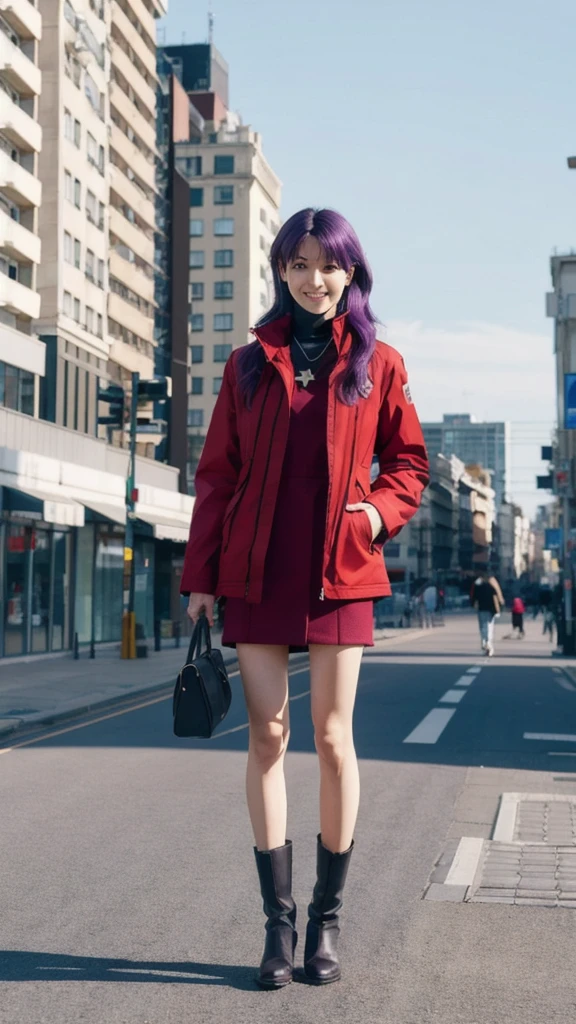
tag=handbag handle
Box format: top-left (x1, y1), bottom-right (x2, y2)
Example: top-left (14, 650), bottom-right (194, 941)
top-left (185, 611), bottom-right (212, 664)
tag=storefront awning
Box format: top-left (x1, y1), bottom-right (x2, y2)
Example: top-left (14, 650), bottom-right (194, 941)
top-left (135, 508), bottom-right (190, 543)
top-left (1, 481), bottom-right (85, 526)
top-left (81, 498), bottom-right (126, 525)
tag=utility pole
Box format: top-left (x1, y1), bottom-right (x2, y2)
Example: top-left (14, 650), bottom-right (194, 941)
top-left (121, 371), bottom-right (139, 659)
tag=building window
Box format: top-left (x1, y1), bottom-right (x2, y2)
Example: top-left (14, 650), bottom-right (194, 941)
top-left (214, 281), bottom-right (234, 299)
top-left (260, 266), bottom-right (267, 280)
top-left (214, 185), bottom-right (234, 204)
top-left (214, 344), bottom-right (232, 362)
top-left (63, 290), bottom-right (72, 315)
top-left (214, 155), bottom-right (235, 174)
top-left (189, 250), bottom-right (205, 269)
top-left (213, 377), bottom-right (223, 395)
top-left (87, 133), bottom-right (104, 174)
top-left (190, 345), bottom-right (204, 364)
top-left (74, 119), bottom-right (81, 147)
top-left (97, 258), bottom-right (105, 288)
top-left (190, 314), bottom-right (204, 332)
top-left (74, 178), bottom-right (81, 208)
top-left (214, 218), bottom-right (234, 236)
top-left (0, 361), bottom-right (34, 416)
top-left (191, 377), bottom-right (203, 395)
top-left (85, 249), bottom-right (95, 281)
top-left (190, 188), bottom-right (204, 207)
top-left (214, 249), bottom-right (234, 268)
top-left (64, 231), bottom-right (73, 264)
top-left (214, 314), bottom-right (233, 332)
top-left (187, 156), bottom-right (203, 176)
top-left (189, 218), bottom-right (204, 237)
top-left (96, 312), bottom-right (103, 337)
top-left (261, 292), bottom-right (268, 307)
top-left (188, 409), bottom-right (204, 427)
top-left (85, 306), bottom-right (95, 333)
top-left (73, 297), bottom-right (81, 322)
top-left (64, 170), bottom-right (73, 202)
top-left (190, 282), bottom-right (204, 300)
top-left (260, 208), bottom-right (267, 225)
top-left (74, 238), bottom-right (81, 269)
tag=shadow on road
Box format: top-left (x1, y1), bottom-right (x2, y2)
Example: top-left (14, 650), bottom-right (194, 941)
top-left (0, 950), bottom-right (257, 990)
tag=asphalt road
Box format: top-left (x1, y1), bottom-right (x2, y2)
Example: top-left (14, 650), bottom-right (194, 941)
top-left (1, 614), bottom-right (576, 1024)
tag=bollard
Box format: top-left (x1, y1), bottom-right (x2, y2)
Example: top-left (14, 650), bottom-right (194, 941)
top-left (135, 621), bottom-right (148, 658)
top-left (174, 619), bottom-right (181, 649)
top-left (154, 619), bottom-right (161, 652)
top-left (73, 632), bottom-right (79, 660)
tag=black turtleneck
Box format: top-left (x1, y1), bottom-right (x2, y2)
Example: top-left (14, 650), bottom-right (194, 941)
top-left (290, 302), bottom-right (336, 381)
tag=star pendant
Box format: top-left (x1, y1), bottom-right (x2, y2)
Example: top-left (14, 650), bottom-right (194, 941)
top-left (295, 368), bottom-right (315, 388)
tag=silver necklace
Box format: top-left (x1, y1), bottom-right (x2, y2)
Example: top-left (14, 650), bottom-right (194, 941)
top-left (292, 334), bottom-right (333, 388)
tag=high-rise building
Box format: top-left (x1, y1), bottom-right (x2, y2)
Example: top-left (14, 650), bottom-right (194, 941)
top-left (108, 0), bottom-right (166, 455)
top-left (0, 0), bottom-right (44, 417)
top-left (162, 43), bottom-right (282, 490)
top-left (36, 0), bottom-right (109, 433)
top-left (422, 413), bottom-right (511, 507)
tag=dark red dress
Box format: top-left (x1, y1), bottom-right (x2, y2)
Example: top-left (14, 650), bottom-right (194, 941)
top-left (221, 346), bottom-right (374, 652)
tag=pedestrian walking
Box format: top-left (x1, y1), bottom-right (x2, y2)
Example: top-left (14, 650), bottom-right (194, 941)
top-left (471, 573), bottom-right (501, 656)
top-left (180, 208), bottom-right (429, 989)
top-left (510, 596), bottom-right (525, 638)
top-left (422, 583), bottom-right (437, 627)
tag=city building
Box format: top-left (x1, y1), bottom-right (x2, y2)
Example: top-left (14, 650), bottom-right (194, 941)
top-left (163, 42), bottom-right (282, 490)
top-left (497, 500), bottom-right (532, 586)
top-left (36, 0), bottom-right (109, 433)
top-left (108, 0), bottom-right (166, 456)
top-left (422, 413), bottom-right (511, 508)
top-left (0, 0), bottom-right (44, 416)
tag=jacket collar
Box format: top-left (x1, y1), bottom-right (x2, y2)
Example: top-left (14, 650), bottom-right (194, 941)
top-left (252, 311), bottom-right (351, 361)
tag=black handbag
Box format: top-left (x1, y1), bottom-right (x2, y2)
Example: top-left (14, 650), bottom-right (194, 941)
top-left (173, 613), bottom-right (232, 738)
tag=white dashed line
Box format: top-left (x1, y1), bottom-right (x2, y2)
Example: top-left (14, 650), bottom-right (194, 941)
top-left (524, 732), bottom-right (576, 743)
top-left (454, 675), bottom-right (475, 687)
top-left (403, 708), bottom-right (457, 744)
top-left (439, 689), bottom-right (467, 704)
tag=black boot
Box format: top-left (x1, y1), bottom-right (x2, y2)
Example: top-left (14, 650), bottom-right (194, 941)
top-left (303, 833), bottom-right (354, 985)
top-left (253, 840), bottom-right (297, 989)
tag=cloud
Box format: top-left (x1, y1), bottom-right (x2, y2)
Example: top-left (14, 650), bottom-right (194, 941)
top-left (381, 319), bottom-right (555, 422)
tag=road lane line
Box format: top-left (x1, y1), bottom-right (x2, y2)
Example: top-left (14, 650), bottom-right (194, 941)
top-left (558, 679), bottom-right (576, 692)
top-left (524, 732), bottom-right (576, 743)
top-left (439, 689), bottom-right (466, 704)
top-left (454, 675), bottom-right (475, 687)
top-left (548, 751), bottom-right (576, 757)
top-left (466, 668), bottom-right (482, 675)
top-left (444, 837), bottom-right (485, 886)
top-left (403, 708), bottom-right (456, 744)
top-left (0, 663), bottom-right (312, 754)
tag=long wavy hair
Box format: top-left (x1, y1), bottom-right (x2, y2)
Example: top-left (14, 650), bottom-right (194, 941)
top-left (236, 207), bottom-right (379, 408)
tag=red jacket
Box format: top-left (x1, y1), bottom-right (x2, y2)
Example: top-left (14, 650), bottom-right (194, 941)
top-left (180, 313), bottom-right (429, 602)
top-left (512, 597), bottom-right (525, 614)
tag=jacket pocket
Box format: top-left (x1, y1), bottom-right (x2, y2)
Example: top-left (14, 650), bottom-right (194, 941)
top-left (222, 460), bottom-right (252, 552)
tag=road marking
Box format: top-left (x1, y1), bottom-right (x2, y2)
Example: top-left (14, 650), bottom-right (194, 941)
top-left (454, 675), bottom-right (475, 687)
top-left (466, 668), bottom-right (482, 675)
top-left (439, 689), bottom-right (466, 704)
top-left (444, 837), bottom-right (485, 886)
top-left (0, 663), bottom-right (311, 755)
top-left (558, 679), bottom-right (576, 692)
top-left (548, 751), bottom-right (576, 757)
top-left (403, 707), bottom-right (456, 744)
top-left (524, 732), bottom-right (576, 743)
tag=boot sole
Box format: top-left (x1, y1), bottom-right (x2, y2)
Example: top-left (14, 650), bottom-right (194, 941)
top-left (302, 970), bottom-right (341, 985)
top-left (256, 976), bottom-right (293, 989)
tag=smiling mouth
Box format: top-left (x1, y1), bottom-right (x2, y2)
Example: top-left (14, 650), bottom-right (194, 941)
top-left (305, 293), bottom-right (328, 299)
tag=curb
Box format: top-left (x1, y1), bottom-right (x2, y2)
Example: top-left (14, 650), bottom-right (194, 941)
top-left (0, 651), bottom-right (315, 742)
top-left (0, 628), bottom-right (424, 743)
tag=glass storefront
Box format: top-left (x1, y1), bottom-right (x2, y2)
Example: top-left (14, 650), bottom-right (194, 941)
top-left (1, 519), bottom-right (72, 657)
top-left (74, 523), bottom-right (125, 644)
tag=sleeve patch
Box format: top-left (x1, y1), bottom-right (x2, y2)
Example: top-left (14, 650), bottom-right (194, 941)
top-left (403, 383), bottom-right (413, 405)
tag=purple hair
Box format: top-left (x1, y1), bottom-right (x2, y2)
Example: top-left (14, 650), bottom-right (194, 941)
top-left (236, 208), bottom-right (378, 408)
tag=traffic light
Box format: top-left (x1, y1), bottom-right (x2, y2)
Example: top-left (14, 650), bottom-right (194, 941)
top-left (97, 382), bottom-right (124, 427)
top-left (137, 377), bottom-right (172, 401)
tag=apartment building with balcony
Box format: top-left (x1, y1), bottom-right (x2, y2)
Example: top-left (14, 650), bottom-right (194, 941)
top-left (0, 0), bottom-right (44, 417)
top-left (164, 43), bottom-right (282, 489)
top-left (108, 0), bottom-right (166, 456)
top-left (35, 0), bottom-right (109, 434)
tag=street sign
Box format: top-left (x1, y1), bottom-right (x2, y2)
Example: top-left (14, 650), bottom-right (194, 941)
top-left (565, 373), bottom-right (576, 428)
top-left (545, 528), bottom-right (563, 549)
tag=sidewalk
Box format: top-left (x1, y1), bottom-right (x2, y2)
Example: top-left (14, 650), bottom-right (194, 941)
top-left (0, 625), bottom-right (412, 739)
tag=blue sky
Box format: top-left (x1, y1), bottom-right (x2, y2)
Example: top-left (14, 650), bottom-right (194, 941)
top-left (159, 0), bottom-right (576, 514)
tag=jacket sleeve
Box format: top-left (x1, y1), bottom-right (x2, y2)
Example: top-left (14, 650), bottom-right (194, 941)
top-left (180, 354), bottom-right (241, 596)
top-left (363, 348), bottom-right (429, 541)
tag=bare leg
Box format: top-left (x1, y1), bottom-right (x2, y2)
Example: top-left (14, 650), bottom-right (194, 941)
top-left (237, 643), bottom-right (290, 852)
top-left (309, 644), bottom-right (364, 854)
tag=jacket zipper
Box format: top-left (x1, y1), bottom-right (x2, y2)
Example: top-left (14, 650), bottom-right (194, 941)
top-left (320, 405), bottom-right (359, 599)
top-left (244, 376), bottom-right (281, 599)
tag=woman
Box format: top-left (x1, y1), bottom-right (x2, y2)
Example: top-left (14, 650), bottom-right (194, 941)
top-left (471, 573), bottom-right (501, 656)
top-left (181, 208), bottom-right (428, 989)
top-left (511, 596), bottom-right (525, 638)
